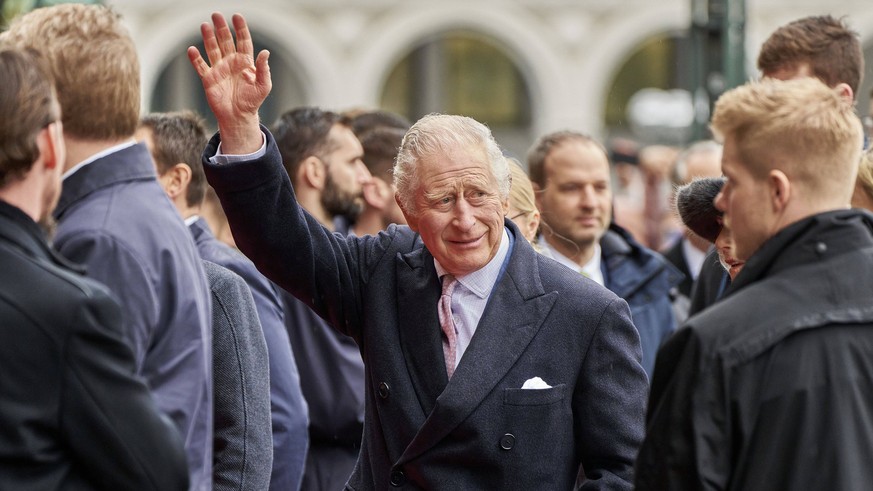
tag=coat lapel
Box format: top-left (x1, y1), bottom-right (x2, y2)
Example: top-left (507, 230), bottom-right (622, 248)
top-left (396, 231), bottom-right (557, 465)
top-left (396, 246), bottom-right (449, 418)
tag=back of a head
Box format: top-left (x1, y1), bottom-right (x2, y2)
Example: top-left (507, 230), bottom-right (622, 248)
top-left (711, 77), bottom-right (864, 203)
top-left (271, 107), bottom-right (342, 181)
top-left (1, 4), bottom-right (140, 141)
top-left (671, 140), bottom-right (723, 186)
top-left (675, 177), bottom-right (725, 243)
top-left (394, 114), bottom-right (509, 215)
top-left (526, 131), bottom-right (605, 188)
top-left (0, 48), bottom-right (57, 189)
top-left (757, 15), bottom-right (863, 96)
top-left (349, 109), bottom-right (411, 137)
top-left (139, 111), bottom-right (209, 208)
top-left (358, 126), bottom-right (406, 181)
top-left (507, 158), bottom-right (537, 216)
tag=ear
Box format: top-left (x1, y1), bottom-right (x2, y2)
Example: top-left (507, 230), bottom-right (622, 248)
top-left (362, 177), bottom-right (390, 209)
top-left (526, 209), bottom-right (541, 240)
top-left (39, 123), bottom-right (62, 171)
top-left (161, 163), bottom-right (192, 199)
top-left (300, 156), bottom-right (326, 190)
top-left (834, 82), bottom-right (854, 103)
top-left (396, 193), bottom-right (418, 232)
top-left (768, 169), bottom-right (791, 212)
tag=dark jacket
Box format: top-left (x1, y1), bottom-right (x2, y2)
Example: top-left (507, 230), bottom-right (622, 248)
top-left (602, 224), bottom-right (683, 378)
top-left (0, 200), bottom-right (189, 490)
top-left (281, 289), bottom-right (365, 491)
top-left (662, 238), bottom-right (694, 299)
top-left (53, 143), bottom-right (213, 490)
top-left (637, 209), bottom-right (873, 491)
top-left (687, 247), bottom-right (730, 317)
top-left (203, 129), bottom-right (648, 490)
top-left (203, 261), bottom-right (273, 491)
top-left (190, 218), bottom-right (309, 491)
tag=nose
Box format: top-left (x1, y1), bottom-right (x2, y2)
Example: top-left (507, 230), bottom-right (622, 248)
top-left (580, 185), bottom-right (597, 208)
top-left (453, 196), bottom-right (476, 231)
top-left (356, 159), bottom-right (372, 184)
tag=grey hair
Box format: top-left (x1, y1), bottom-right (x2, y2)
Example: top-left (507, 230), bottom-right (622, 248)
top-left (393, 113), bottom-right (510, 215)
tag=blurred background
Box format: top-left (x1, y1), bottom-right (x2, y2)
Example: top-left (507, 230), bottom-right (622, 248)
top-left (3, 0), bottom-right (872, 159)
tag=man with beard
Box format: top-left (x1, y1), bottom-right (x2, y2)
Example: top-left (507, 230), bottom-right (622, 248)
top-left (271, 107), bottom-right (372, 490)
top-left (528, 132), bottom-right (682, 378)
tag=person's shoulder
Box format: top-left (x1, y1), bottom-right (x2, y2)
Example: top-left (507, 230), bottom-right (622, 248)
top-left (2, 247), bottom-right (121, 336)
top-left (535, 251), bottom-right (622, 304)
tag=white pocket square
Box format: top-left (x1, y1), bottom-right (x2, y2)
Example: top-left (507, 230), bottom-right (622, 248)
top-left (521, 376), bottom-right (552, 389)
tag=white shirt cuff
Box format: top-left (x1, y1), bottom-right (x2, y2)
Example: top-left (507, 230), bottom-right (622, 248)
top-left (209, 131), bottom-right (267, 164)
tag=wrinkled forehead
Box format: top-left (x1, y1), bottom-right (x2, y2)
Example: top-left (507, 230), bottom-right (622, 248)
top-left (417, 145), bottom-right (495, 184)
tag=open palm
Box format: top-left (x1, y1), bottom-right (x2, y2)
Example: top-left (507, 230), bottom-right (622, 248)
top-left (188, 13), bottom-right (271, 151)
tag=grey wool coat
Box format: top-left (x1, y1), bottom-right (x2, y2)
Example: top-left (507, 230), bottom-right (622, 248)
top-left (204, 260), bottom-right (273, 491)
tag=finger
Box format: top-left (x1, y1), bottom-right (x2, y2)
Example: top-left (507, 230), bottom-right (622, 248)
top-left (212, 12), bottom-right (236, 58)
top-left (187, 46), bottom-right (209, 78)
top-left (255, 49), bottom-right (272, 92)
top-left (232, 13), bottom-right (253, 59)
top-left (201, 21), bottom-right (221, 68)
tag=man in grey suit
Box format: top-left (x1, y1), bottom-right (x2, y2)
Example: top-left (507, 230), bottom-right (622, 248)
top-left (190, 13), bottom-right (647, 488)
top-left (202, 260), bottom-right (273, 491)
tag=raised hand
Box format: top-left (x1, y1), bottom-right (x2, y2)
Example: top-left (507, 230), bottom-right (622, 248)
top-left (188, 12), bottom-right (271, 154)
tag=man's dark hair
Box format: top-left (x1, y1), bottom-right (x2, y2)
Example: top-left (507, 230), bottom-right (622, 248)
top-left (758, 15), bottom-right (864, 96)
top-left (271, 107), bottom-right (353, 182)
top-left (139, 111), bottom-right (208, 208)
top-left (349, 109), bottom-right (411, 137)
top-left (0, 48), bottom-right (57, 188)
top-left (358, 126), bottom-right (406, 181)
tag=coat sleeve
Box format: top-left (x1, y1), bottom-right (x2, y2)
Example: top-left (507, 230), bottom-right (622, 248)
top-left (576, 297), bottom-right (648, 490)
top-left (635, 326), bottom-right (730, 491)
top-left (60, 289), bottom-right (189, 491)
top-left (202, 127), bottom-right (395, 342)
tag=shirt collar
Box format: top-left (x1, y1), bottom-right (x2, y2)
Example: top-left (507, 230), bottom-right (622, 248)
top-left (62, 140), bottom-right (138, 181)
top-left (435, 228), bottom-right (510, 299)
top-left (538, 238), bottom-right (604, 285)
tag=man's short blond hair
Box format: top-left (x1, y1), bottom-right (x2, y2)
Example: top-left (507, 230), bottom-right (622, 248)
top-left (1, 4), bottom-right (140, 140)
top-left (710, 77), bottom-right (863, 203)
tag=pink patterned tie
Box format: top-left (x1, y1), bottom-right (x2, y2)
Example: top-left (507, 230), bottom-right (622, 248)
top-left (439, 275), bottom-right (459, 379)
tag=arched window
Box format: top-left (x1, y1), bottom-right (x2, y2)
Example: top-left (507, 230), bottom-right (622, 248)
top-left (604, 32), bottom-right (695, 145)
top-left (379, 31), bottom-right (533, 158)
top-left (150, 33), bottom-right (306, 131)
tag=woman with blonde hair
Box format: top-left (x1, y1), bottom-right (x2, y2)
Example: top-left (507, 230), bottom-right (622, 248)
top-left (506, 157), bottom-right (542, 246)
top-left (852, 148), bottom-right (873, 211)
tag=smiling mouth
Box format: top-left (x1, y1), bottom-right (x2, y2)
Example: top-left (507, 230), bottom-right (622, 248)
top-left (449, 235), bottom-right (484, 247)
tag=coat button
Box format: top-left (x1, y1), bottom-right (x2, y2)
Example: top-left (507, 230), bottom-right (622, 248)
top-left (815, 242), bottom-right (827, 254)
top-left (390, 470), bottom-right (406, 487)
top-left (378, 382), bottom-right (390, 399)
top-left (499, 433), bottom-right (516, 450)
